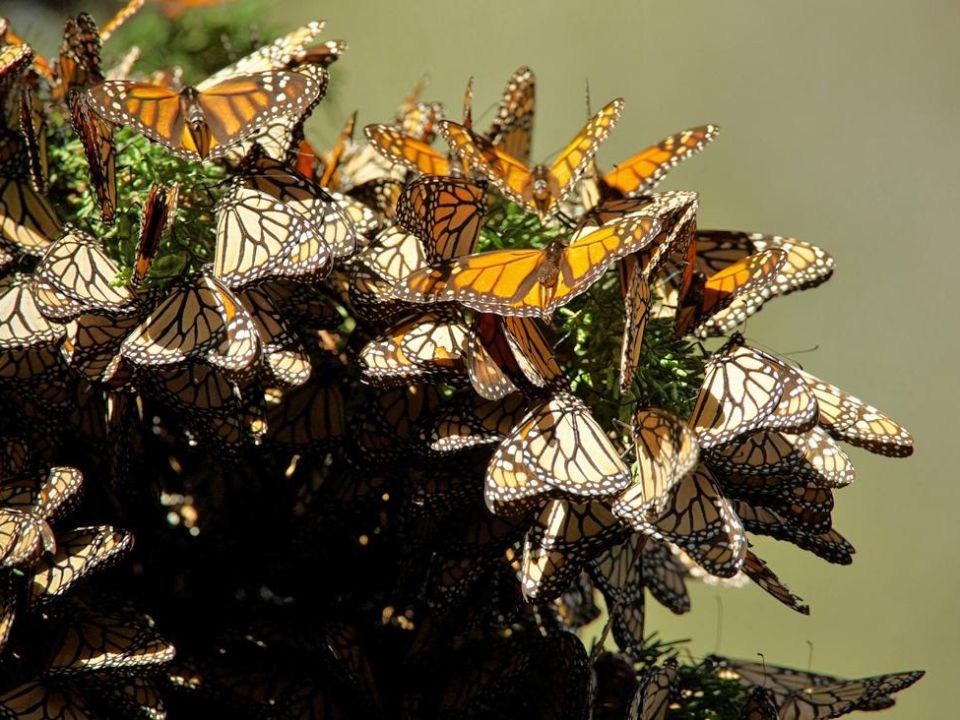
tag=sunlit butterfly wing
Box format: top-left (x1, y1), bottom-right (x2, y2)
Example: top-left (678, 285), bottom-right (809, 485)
top-left (797, 368), bottom-right (913, 457)
top-left (320, 111), bottom-right (355, 188)
top-left (396, 175), bottom-right (486, 262)
top-left (87, 68), bottom-right (325, 161)
top-left (239, 151), bottom-right (357, 258)
top-left (485, 392), bottom-right (630, 517)
top-left (676, 249), bottom-right (787, 337)
top-left (29, 525), bottom-right (134, 605)
top-left (521, 499), bottom-right (623, 600)
top-left (214, 176), bottom-right (331, 289)
top-left (360, 309), bottom-right (468, 386)
top-left (120, 274), bottom-right (259, 375)
top-left (614, 408), bottom-right (699, 521)
top-left (484, 65), bottom-right (535, 163)
top-left (0, 177), bottom-right (59, 254)
top-left (0, 275), bottom-right (65, 351)
top-left (67, 91), bottom-right (116, 224)
top-left (46, 608), bottom-right (176, 676)
top-left (690, 337), bottom-right (818, 448)
top-left (33, 230), bottom-right (137, 320)
top-left (392, 214), bottom-right (660, 319)
top-left (615, 463), bottom-right (747, 578)
top-left (603, 125), bottom-right (719, 198)
top-left (364, 124), bottom-right (451, 176)
top-left (741, 550), bottom-right (809, 614)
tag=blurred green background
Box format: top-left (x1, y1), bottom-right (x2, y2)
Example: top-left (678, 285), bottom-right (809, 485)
top-left (6, 1), bottom-right (958, 716)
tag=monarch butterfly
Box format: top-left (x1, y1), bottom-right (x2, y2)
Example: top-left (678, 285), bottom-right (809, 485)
top-left (0, 176), bottom-right (60, 255)
top-left (630, 662), bottom-right (678, 720)
top-left (213, 173), bottom-right (333, 291)
top-left (717, 470), bottom-right (835, 532)
top-left (422, 392), bottom-right (527, 455)
top-left (588, 534), bottom-right (648, 655)
top-left (120, 274), bottom-right (260, 379)
top-left (0, 274), bottom-right (65, 351)
top-left (320, 111), bottom-right (356, 187)
top-left (796, 368), bottom-right (913, 457)
top-left (674, 248), bottom-right (788, 337)
top-left (61, 312), bottom-right (142, 384)
top-left (584, 124), bottom-right (720, 208)
top-left (484, 66), bottom-right (535, 164)
top-left (737, 687), bottom-right (778, 720)
top-left (395, 175), bottom-right (487, 262)
top-left (237, 284), bottom-right (312, 388)
top-left (54, 13), bottom-right (103, 99)
top-left (485, 392), bottom-right (631, 518)
top-left (690, 336), bottom-right (819, 449)
top-left (46, 606), bottom-right (176, 675)
top-left (33, 230), bottom-right (138, 320)
top-left (613, 463), bottom-right (747, 578)
top-left (359, 309), bottom-right (469, 386)
top-left (614, 408), bottom-right (699, 522)
top-left (706, 426), bottom-right (855, 488)
top-left (66, 90), bottom-right (117, 224)
top-left (713, 657), bottom-right (924, 719)
top-left (131, 182), bottom-right (177, 286)
top-left (741, 550), bottom-right (809, 614)
top-left (392, 214), bottom-right (660, 320)
top-left (730, 499), bottom-right (855, 565)
top-left (28, 525), bottom-right (134, 605)
top-left (0, 467), bottom-right (83, 568)
top-left (520, 498), bottom-right (624, 600)
top-left (555, 573), bottom-right (602, 629)
top-left (98, 0), bottom-right (144, 43)
top-left (350, 384), bottom-right (441, 460)
top-left (86, 64), bottom-right (327, 161)
top-left (691, 230), bottom-right (835, 335)
top-left (640, 539), bottom-right (692, 615)
top-left (364, 123), bottom-right (453, 177)
top-left (18, 84), bottom-right (47, 195)
top-left (465, 313), bottom-right (563, 401)
top-left (440, 98), bottom-right (623, 222)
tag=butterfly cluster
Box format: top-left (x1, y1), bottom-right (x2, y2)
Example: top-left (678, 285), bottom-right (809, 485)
top-left (0, 3), bottom-right (923, 718)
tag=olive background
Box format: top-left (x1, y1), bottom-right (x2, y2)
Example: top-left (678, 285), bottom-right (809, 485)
top-left (7, 1), bottom-right (959, 716)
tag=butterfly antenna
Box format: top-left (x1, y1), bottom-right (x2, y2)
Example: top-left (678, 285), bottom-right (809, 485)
top-left (584, 78), bottom-right (593, 119)
top-left (806, 639), bottom-right (814, 671)
top-left (758, 652), bottom-right (769, 688)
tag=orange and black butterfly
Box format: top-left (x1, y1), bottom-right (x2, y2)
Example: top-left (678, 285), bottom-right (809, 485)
top-left (714, 656), bottom-right (923, 719)
top-left (67, 91), bottom-right (116, 223)
top-left (54, 13), bottom-right (104, 99)
top-left (483, 65), bottom-right (535, 164)
top-left (396, 175), bottom-right (487, 262)
top-left (132, 182), bottom-right (177, 286)
top-left (674, 248), bottom-right (787, 337)
top-left (730, 498), bottom-right (855, 565)
top-left (741, 550), bottom-right (809, 614)
top-left (86, 65), bottom-right (327, 161)
top-left (441, 98), bottom-right (623, 222)
top-left (391, 214), bottom-right (660, 320)
top-left (585, 124), bottom-right (719, 207)
top-left (464, 313), bottom-right (563, 401)
top-left (690, 335), bottom-right (819, 448)
top-left (797, 367), bottom-right (913, 457)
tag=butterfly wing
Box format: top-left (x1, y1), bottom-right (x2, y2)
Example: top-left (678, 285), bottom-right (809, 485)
top-left (364, 124), bottom-right (451, 176)
top-left (484, 65), bottom-right (535, 162)
top-left (67, 91), bottom-right (116, 223)
top-left (603, 124), bottom-right (719, 197)
top-left (396, 175), bottom-right (486, 261)
top-left (440, 120), bottom-right (533, 207)
top-left (0, 177), bottom-right (60, 255)
top-left (547, 98), bottom-right (624, 209)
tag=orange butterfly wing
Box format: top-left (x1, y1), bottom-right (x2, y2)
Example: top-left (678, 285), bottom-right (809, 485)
top-left (603, 124), bottom-right (719, 196)
top-left (87, 81), bottom-right (186, 151)
top-left (440, 120), bottom-right (533, 204)
top-left (364, 124), bottom-right (450, 176)
top-left (548, 98), bottom-right (623, 197)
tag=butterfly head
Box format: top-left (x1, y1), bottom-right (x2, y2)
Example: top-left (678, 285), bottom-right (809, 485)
top-left (528, 165), bottom-right (561, 220)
